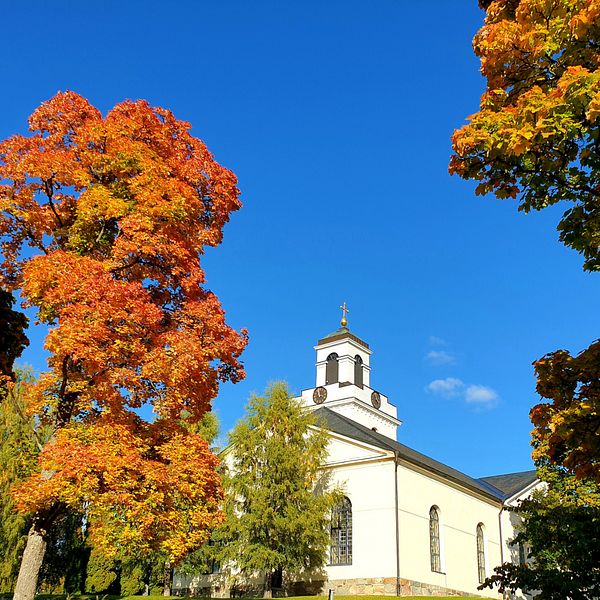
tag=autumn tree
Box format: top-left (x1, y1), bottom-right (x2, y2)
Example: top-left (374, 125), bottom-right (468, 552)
top-left (88, 410), bottom-right (225, 597)
top-left (450, 0), bottom-right (600, 479)
top-left (531, 340), bottom-right (600, 479)
top-left (219, 382), bottom-right (338, 597)
top-left (450, 0), bottom-right (600, 270)
top-left (451, 2), bottom-right (600, 594)
top-left (0, 91), bottom-right (247, 600)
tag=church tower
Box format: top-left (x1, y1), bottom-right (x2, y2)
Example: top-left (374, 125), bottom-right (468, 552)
top-left (297, 304), bottom-right (401, 440)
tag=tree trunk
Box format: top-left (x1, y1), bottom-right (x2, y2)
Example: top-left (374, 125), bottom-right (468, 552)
top-left (162, 559), bottom-right (173, 596)
top-left (13, 522), bottom-right (48, 600)
top-left (263, 571), bottom-right (272, 598)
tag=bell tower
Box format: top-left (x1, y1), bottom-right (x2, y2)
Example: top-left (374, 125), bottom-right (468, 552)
top-left (297, 304), bottom-right (401, 440)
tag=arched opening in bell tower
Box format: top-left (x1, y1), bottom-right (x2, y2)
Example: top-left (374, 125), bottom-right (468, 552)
top-left (354, 355), bottom-right (363, 388)
top-left (326, 353), bottom-right (339, 384)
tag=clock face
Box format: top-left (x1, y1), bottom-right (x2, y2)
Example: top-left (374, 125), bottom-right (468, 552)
top-left (313, 386), bottom-right (327, 404)
top-left (371, 391), bottom-right (381, 409)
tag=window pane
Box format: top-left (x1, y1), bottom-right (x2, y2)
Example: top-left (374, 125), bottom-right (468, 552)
top-left (477, 524), bottom-right (486, 583)
top-left (330, 497), bottom-right (352, 565)
top-left (429, 507), bottom-right (441, 573)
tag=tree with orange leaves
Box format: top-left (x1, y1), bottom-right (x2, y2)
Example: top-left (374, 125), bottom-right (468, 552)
top-left (0, 91), bottom-right (247, 600)
top-left (451, 3), bottom-right (600, 596)
top-left (450, 0), bottom-right (600, 482)
top-left (451, 0), bottom-right (600, 271)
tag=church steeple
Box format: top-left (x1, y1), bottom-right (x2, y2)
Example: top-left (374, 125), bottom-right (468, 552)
top-left (296, 310), bottom-right (401, 440)
top-left (315, 320), bottom-right (371, 388)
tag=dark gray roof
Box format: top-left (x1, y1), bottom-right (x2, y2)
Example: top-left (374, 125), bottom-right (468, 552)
top-left (313, 407), bottom-right (533, 503)
top-left (317, 327), bottom-right (370, 349)
top-left (479, 471), bottom-right (538, 499)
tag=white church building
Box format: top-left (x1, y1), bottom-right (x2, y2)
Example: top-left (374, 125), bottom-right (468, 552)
top-left (175, 319), bottom-right (538, 598)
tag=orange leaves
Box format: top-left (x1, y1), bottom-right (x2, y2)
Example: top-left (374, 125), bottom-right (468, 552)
top-left (0, 92), bottom-right (247, 559)
top-left (530, 342), bottom-right (600, 481)
top-left (570, 0), bottom-right (600, 38)
top-left (13, 421), bottom-right (223, 561)
top-left (28, 91), bottom-right (101, 140)
top-left (450, 0), bottom-right (600, 273)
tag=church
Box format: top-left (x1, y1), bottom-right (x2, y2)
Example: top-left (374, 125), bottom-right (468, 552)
top-left (175, 312), bottom-right (538, 599)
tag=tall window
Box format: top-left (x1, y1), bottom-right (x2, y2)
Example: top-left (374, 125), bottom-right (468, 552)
top-left (476, 523), bottom-right (486, 584)
top-left (429, 506), bottom-right (441, 573)
top-left (518, 541), bottom-right (526, 566)
top-left (326, 353), bottom-right (339, 385)
top-left (354, 355), bottom-right (363, 388)
top-left (330, 497), bottom-right (352, 565)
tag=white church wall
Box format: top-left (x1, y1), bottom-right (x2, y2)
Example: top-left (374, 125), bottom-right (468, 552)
top-left (323, 457), bottom-right (399, 581)
top-left (324, 433), bottom-right (389, 465)
top-left (395, 463), bottom-right (502, 598)
top-left (322, 433), bottom-right (506, 598)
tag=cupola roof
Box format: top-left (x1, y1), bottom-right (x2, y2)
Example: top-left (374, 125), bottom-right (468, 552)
top-left (317, 326), bottom-right (370, 349)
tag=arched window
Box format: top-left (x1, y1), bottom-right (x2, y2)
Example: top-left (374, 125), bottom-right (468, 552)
top-left (330, 497), bottom-right (352, 565)
top-left (518, 541), bottom-right (526, 566)
top-left (476, 523), bottom-right (486, 583)
top-left (429, 506), bottom-right (442, 573)
top-left (326, 353), bottom-right (339, 385)
top-left (354, 355), bottom-right (363, 388)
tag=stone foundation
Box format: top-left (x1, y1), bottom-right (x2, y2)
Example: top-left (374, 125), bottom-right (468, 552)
top-left (292, 576), bottom-right (481, 597)
top-left (177, 574), bottom-right (484, 598)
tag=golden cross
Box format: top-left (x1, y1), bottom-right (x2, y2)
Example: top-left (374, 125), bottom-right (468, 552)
top-left (340, 302), bottom-right (349, 327)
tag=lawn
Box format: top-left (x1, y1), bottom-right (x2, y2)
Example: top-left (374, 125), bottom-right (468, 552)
top-left (22, 596), bottom-right (486, 600)
top-left (287, 597), bottom-right (484, 600)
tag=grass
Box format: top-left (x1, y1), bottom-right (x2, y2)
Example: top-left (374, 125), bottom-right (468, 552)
top-left (288, 597), bottom-right (484, 600)
top-left (5, 594), bottom-right (476, 600)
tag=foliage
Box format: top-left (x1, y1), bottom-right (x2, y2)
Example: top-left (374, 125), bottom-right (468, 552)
top-left (480, 461), bottom-right (600, 598)
top-left (1, 370), bottom-right (88, 594)
top-left (0, 370), bottom-right (38, 591)
top-left (119, 556), bottom-right (164, 597)
top-left (84, 546), bottom-right (118, 595)
top-left (531, 339), bottom-right (600, 481)
top-left (451, 0), bottom-right (600, 482)
top-left (0, 91), bottom-right (247, 564)
top-left (39, 511), bottom-right (88, 594)
top-left (0, 289), bottom-right (28, 379)
top-left (219, 382), bottom-right (339, 591)
top-left (450, 0), bottom-right (600, 271)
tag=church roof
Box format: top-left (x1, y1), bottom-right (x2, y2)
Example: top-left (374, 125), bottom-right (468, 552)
top-left (479, 470), bottom-right (538, 499)
top-left (317, 327), bottom-right (370, 349)
top-left (313, 407), bottom-right (534, 503)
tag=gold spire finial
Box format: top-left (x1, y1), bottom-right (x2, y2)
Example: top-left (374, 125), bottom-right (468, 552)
top-left (340, 302), bottom-right (349, 327)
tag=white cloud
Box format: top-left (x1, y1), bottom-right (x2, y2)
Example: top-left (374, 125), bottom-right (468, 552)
top-left (465, 385), bottom-right (499, 409)
top-left (425, 377), bottom-right (464, 397)
top-left (425, 350), bottom-right (456, 365)
top-left (429, 335), bottom-right (447, 346)
top-left (426, 378), bottom-right (500, 410)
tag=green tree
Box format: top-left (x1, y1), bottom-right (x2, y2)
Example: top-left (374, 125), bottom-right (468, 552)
top-left (481, 460), bottom-right (600, 599)
top-left (219, 382), bottom-right (339, 597)
top-left (0, 370), bottom-right (38, 592)
top-left (0, 289), bottom-right (28, 380)
top-left (1, 371), bottom-right (87, 594)
top-left (84, 546), bottom-right (118, 595)
top-left (39, 511), bottom-right (88, 594)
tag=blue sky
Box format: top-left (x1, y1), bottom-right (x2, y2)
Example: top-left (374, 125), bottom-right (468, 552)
top-left (4, 0), bottom-right (599, 478)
